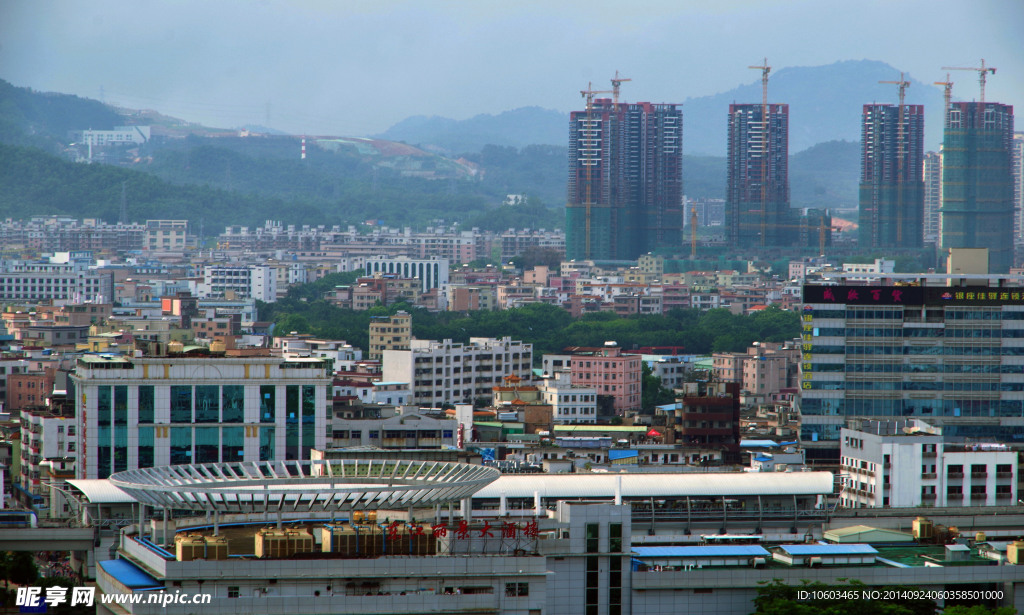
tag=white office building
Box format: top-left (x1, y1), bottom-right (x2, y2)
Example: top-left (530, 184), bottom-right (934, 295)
top-left (0, 253), bottom-right (113, 304)
top-left (382, 337), bottom-right (532, 406)
top-left (840, 419), bottom-right (1018, 508)
top-left (200, 265), bottom-right (277, 302)
top-left (365, 256), bottom-right (449, 293)
top-left (71, 353), bottom-right (331, 479)
top-left (539, 372), bottom-right (598, 424)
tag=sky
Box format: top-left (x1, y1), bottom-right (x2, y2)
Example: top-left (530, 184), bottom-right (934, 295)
top-left (1, 0), bottom-right (1022, 137)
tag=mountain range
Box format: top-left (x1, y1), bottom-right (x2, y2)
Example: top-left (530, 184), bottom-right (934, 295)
top-left (377, 60), bottom-right (947, 156)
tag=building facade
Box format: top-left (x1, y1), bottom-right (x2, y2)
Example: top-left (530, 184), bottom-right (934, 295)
top-left (566, 99), bottom-right (683, 260)
top-left (368, 311), bottom-right (412, 361)
top-left (923, 150), bottom-right (943, 244)
top-left (565, 344), bottom-right (641, 414)
top-left (382, 337), bottom-right (533, 407)
top-left (941, 102), bottom-right (1015, 273)
top-left (799, 281), bottom-right (1024, 451)
top-left (144, 220), bottom-right (189, 252)
top-left (201, 265), bottom-right (277, 302)
top-left (840, 420), bottom-right (1017, 508)
top-left (0, 254), bottom-right (114, 304)
top-left (364, 256), bottom-right (449, 293)
top-left (1013, 132), bottom-right (1024, 244)
top-left (538, 372), bottom-right (598, 424)
top-left (858, 104), bottom-right (925, 249)
top-left (72, 353), bottom-right (331, 479)
top-left (726, 103), bottom-right (791, 248)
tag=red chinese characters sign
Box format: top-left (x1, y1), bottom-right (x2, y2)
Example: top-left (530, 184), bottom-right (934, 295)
top-left (804, 285), bottom-right (1024, 306)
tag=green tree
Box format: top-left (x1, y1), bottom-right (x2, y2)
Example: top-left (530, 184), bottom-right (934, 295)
top-left (941, 607), bottom-right (1016, 615)
top-left (7, 551), bottom-right (38, 586)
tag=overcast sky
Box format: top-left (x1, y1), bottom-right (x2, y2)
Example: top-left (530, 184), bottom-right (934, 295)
top-left (2, 0), bottom-right (1021, 137)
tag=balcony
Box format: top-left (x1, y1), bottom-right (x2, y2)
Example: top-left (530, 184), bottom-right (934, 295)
top-left (996, 472), bottom-right (1014, 479)
top-left (920, 473), bottom-right (937, 480)
top-left (947, 472), bottom-right (964, 479)
top-left (970, 493), bottom-right (988, 501)
top-left (971, 472), bottom-right (988, 479)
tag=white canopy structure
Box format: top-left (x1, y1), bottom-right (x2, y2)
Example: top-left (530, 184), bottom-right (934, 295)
top-left (109, 459), bottom-right (499, 514)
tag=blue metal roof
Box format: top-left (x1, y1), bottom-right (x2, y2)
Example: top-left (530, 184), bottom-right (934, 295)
top-left (741, 439), bottom-right (780, 448)
top-left (632, 545), bottom-right (770, 558)
top-left (778, 544), bottom-right (877, 556)
top-left (98, 559), bottom-right (165, 591)
top-left (608, 449), bottom-right (639, 461)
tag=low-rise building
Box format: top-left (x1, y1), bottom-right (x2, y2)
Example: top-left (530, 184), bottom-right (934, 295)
top-left (840, 419), bottom-right (1018, 508)
top-left (383, 337), bottom-right (533, 407)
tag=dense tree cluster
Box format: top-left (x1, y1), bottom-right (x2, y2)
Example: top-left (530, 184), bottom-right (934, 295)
top-left (259, 289), bottom-right (799, 362)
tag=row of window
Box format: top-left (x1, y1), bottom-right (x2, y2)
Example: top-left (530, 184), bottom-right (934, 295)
top-left (806, 381), bottom-right (1024, 391)
top-left (809, 309), bottom-right (1024, 320)
top-left (812, 346), bottom-right (1024, 356)
top-left (813, 363), bottom-right (1024, 374)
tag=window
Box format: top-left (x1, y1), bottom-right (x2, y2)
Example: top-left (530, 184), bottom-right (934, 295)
top-left (505, 583), bottom-right (528, 597)
top-left (228, 587), bottom-right (240, 599)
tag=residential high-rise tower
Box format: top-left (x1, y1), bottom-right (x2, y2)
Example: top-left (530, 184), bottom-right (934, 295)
top-left (941, 102), bottom-right (1015, 272)
top-left (566, 99), bottom-right (683, 261)
top-left (858, 104), bottom-right (925, 248)
top-left (726, 103), bottom-right (792, 247)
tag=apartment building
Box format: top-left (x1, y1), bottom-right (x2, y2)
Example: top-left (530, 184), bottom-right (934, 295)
top-left (0, 253), bottom-right (114, 304)
top-left (200, 265), bottom-right (277, 302)
top-left (564, 343), bottom-right (641, 415)
top-left (538, 372), bottom-right (598, 424)
top-left (382, 337), bottom-right (533, 407)
top-left (368, 311), bottom-right (412, 361)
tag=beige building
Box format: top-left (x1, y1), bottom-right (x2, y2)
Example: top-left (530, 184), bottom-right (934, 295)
top-left (713, 341), bottom-right (799, 396)
top-left (368, 311), bottom-right (412, 361)
top-left (144, 220), bottom-right (188, 251)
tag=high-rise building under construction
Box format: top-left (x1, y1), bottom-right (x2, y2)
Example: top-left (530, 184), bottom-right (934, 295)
top-left (1013, 132), bottom-right (1024, 244)
top-left (565, 99), bottom-right (683, 261)
top-left (941, 102), bottom-right (1015, 272)
top-left (923, 151), bottom-right (943, 244)
top-left (858, 104), bottom-right (925, 249)
top-left (726, 103), bottom-right (792, 247)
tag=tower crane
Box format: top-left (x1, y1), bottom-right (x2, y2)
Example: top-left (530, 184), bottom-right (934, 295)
top-left (941, 59), bottom-right (996, 103)
top-left (579, 82), bottom-right (614, 259)
top-left (749, 58), bottom-right (771, 248)
top-left (934, 74), bottom-right (954, 126)
top-left (610, 71), bottom-right (632, 109)
top-left (878, 72), bottom-right (911, 243)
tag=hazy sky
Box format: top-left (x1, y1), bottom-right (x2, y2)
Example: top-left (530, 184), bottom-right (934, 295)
top-left (2, 0), bottom-right (1021, 137)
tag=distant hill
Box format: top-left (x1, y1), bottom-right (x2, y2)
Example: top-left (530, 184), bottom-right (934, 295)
top-left (682, 59), bottom-right (946, 155)
top-left (0, 79), bottom-right (123, 150)
top-left (790, 140), bottom-right (861, 209)
top-left (376, 106), bottom-right (567, 154)
top-left (379, 60), bottom-right (947, 156)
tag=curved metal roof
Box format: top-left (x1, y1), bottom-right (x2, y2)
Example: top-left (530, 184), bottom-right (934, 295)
top-left (110, 459), bottom-right (499, 513)
top-left (66, 479), bottom-right (135, 504)
top-left (473, 471), bottom-right (834, 500)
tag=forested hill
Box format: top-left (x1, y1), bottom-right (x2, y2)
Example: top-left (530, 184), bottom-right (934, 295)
top-left (0, 142), bottom-right (562, 231)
